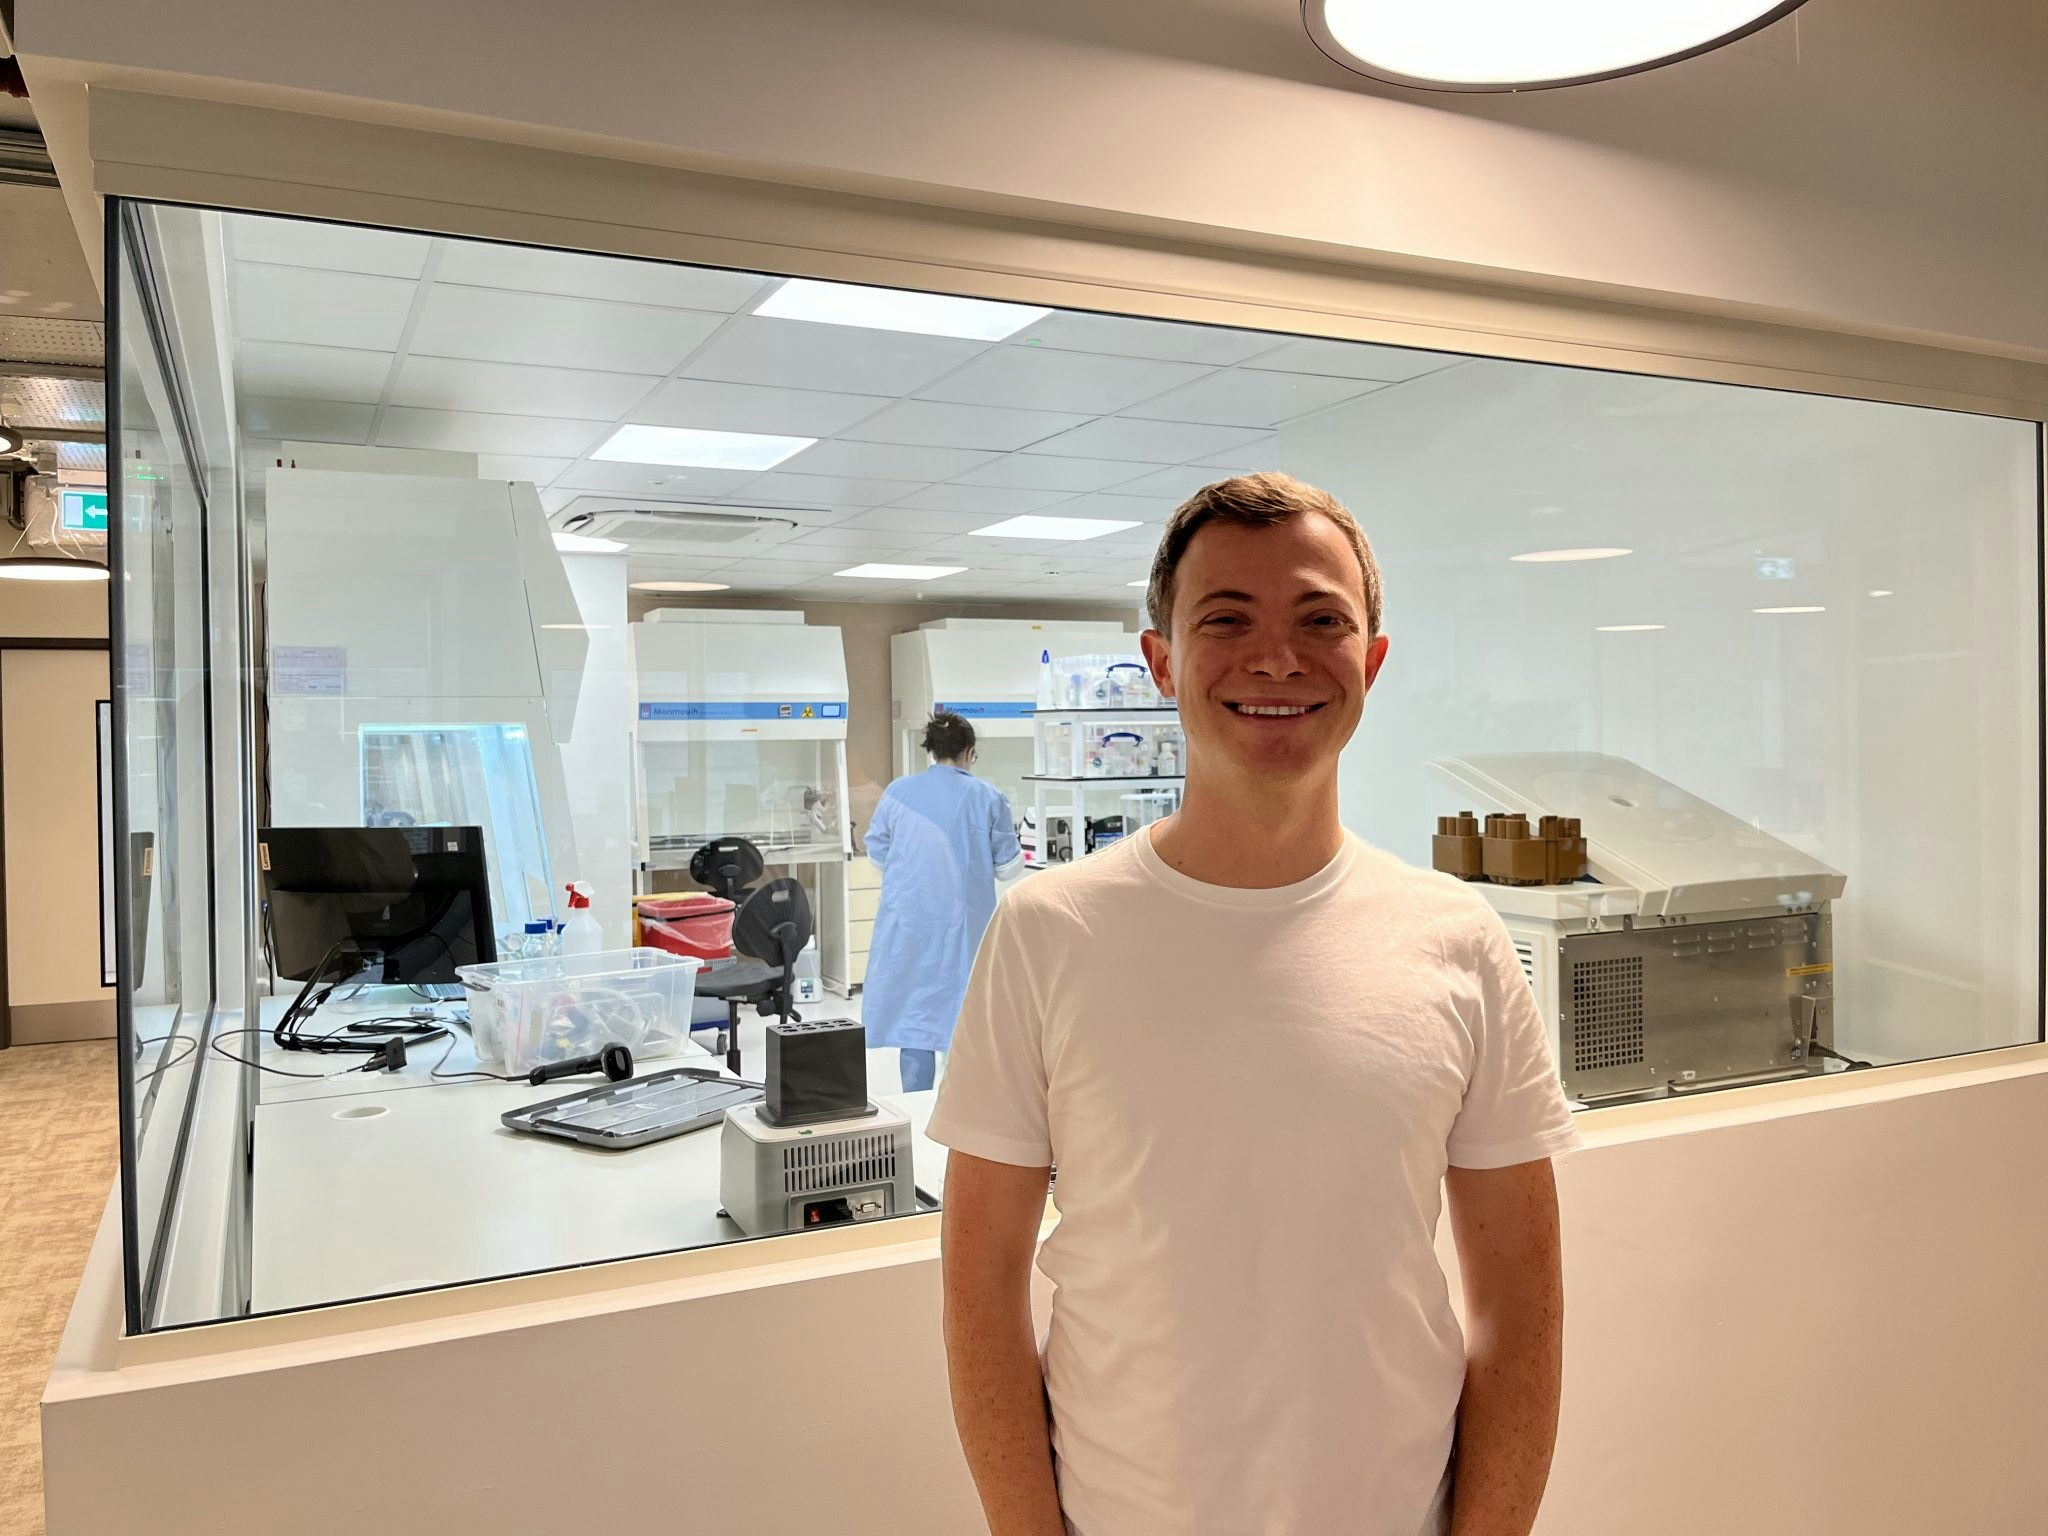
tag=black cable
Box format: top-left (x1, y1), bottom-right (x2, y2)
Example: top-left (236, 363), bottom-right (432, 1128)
top-left (132, 1035), bottom-right (200, 1084)
top-left (428, 1027), bottom-right (523, 1084)
top-left (1810, 1040), bottom-right (1873, 1070)
top-left (210, 1026), bottom-right (386, 1080)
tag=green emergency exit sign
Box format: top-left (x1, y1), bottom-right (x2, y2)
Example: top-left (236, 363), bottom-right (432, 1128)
top-left (59, 489), bottom-right (108, 532)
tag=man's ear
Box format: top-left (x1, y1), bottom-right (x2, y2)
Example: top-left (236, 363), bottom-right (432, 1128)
top-left (1140, 627), bottom-right (1174, 701)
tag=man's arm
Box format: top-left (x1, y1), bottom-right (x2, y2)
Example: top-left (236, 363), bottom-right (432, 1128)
top-left (941, 1150), bottom-right (1065, 1536)
top-left (1443, 1157), bottom-right (1566, 1536)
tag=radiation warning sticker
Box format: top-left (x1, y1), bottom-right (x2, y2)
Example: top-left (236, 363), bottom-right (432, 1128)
top-left (801, 705), bottom-right (815, 718)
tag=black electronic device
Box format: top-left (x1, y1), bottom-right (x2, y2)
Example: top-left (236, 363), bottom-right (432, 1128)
top-left (259, 825), bottom-right (496, 985)
top-left (759, 1017), bottom-right (871, 1127)
top-left (527, 1043), bottom-right (635, 1087)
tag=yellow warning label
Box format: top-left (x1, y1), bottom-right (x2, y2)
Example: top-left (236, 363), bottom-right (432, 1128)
top-left (801, 705), bottom-right (815, 718)
top-left (1787, 962), bottom-right (1833, 977)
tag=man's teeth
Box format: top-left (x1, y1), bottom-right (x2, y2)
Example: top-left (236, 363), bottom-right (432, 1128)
top-left (1233, 704), bottom-right (1313, 716)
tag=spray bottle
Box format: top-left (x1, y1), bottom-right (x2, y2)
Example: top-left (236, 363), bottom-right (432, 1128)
top-left (1036, 648), bottom-right (1057, 710)
top-left (561, 882), bottom-right (602, 956)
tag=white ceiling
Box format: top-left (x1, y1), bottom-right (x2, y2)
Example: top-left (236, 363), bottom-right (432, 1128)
top-left (223, 212), bottom-right (1468, 602)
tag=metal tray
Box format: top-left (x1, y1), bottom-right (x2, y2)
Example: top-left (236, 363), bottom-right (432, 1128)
top-left (502, 1066), bottom-right (764, 1150)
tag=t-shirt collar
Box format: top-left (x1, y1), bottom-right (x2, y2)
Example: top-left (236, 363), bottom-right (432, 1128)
top-left (1133, 820), bottom-right (1357, 908)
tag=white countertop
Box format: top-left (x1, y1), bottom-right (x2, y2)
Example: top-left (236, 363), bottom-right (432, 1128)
top-left (249, 1054), bottom-right (945, 1314)
top-left (247, 988), bottom-right (727, 1105)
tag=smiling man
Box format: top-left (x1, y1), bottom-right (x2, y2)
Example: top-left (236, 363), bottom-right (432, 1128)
top-left (927, 472), bottom-right (1579, 1536)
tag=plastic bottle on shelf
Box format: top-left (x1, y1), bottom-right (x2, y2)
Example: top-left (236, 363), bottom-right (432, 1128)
top-left (561, 883), bottom-right (602, 956)
top-left (1159, 735), bottom-right (1180, 776)
top-left (1037, 649), bottom-right (1057, 710)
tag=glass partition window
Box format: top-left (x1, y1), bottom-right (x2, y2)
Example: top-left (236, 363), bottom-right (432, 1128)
top-left (361, 723), bottom-right (555, 936)
top-left (112, 199), bottom-right (2042, 1328)
top-left (637, 738), bottom-right (848, 860)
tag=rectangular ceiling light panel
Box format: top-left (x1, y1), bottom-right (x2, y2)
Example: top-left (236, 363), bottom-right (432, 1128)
top-left (756, 279), bottom-right (1049, 341)
top-left (968, 515), bottom-right (1145, 542)
top-left (835, 563), bottom-right (968, 580)
top-left (592, 423), bottom-right (815, 470)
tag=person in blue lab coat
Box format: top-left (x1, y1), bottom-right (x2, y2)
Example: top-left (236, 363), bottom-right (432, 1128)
top-left (862, 711), bottom-right (1023, 1092)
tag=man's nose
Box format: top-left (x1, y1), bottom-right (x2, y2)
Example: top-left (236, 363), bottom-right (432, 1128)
top-left (1246, 626), bottom-right (1306, 677)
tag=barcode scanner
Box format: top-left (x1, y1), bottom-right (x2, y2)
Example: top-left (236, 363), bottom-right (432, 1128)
top-left (526, 1043), bottom-right (634, 1087)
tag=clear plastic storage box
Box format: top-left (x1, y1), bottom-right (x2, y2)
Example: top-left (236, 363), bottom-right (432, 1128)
top-left (456, 948), bottom-right (704, 1072)
top-left (1046, 654), bottom-right (1162, 710)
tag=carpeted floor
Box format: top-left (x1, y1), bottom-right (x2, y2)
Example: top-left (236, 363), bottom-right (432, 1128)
top-left (0, 1041), bottom-right (120, 1536)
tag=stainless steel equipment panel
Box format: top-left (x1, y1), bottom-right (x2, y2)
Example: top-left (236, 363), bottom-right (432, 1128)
top-left (1560, 911), bottom-right (1831, 1101)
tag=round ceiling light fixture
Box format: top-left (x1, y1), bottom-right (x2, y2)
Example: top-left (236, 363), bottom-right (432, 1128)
top-left (0, 556), bottom-right (109, 583)
top-left (0, 424), bottom-right (21, 455)
top-left (1303, 1), bottom-right (1810, 92)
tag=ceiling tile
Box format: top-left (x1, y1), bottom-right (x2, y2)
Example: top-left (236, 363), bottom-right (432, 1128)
top-left (1010, 311), bottom-right (1279, 366)
top-left (391, 355), bottom-right (659, 419)
top-left (1188, 439), bottom-right (1281, 469)
top-left (235, 265), bottom-right (417, 351)
top-left (1235, 338), bottom-right (1460, 382)
top-left (229, 217), bottom-right (430, 278)
top-left (238, 340), bottom-right (392, 403)
top-left (694, 556), bottom-right (857, 578)
top-left (434, 241), bottom-right (765, 311)
top-left (949, 453), bottom-right (1166, 493)
top-left (1104, 463), bottom-right (1240, 499)
top-left (628, 378), bottom-right (889, 438)
top-left (553, 463), bottom-right (763, 497)
top-left (1043, 492), bottom-right (1181, 523)
top-left (729, 471), bottom-right (930, 507)
top-left (1122, 369), bottom-right (1383, 428)
top-left (835, 507), bottom-right (1002, 535)
top-left (917, 348), bottom-right (1210, 414)
top-left (239, 396), bottom-right (375, 443)
top-left (1023, 418), bottom-right (1272, 464)
top-left (679, 315), bottom-right (986, 395)
top-left (377, 407), bottom-right (608, 457)
top-left (779, 439), bottom-right (995, 482)
top-left (408, 286), bottom-right (724, 373)
top-left (782, 528), bottom-right (944, 553)
top-left (475, 454), bottom-right (576, 485)
top-left (890, 483), bottom-right (1075, 516)
top-left (841, 399), bottom-right (1091, 451)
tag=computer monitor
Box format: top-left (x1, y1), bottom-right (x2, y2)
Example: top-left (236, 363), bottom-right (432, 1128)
top-left (258, 825), bottom-right (497, 984)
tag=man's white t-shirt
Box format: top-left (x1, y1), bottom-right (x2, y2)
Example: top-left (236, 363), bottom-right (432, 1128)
top-left (926, 825), bottom-right (1580, 1536)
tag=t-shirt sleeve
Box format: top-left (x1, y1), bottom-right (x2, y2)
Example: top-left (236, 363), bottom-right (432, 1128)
top-left (924, 896), bottom-right (1052, 1168)
top-left (1446, 909), bottom-right (1583, 1169)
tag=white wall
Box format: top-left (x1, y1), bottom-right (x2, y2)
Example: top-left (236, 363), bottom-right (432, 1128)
top-left (557, 552), bottom-right (634, 947)
top-left (21, 0), bottom-right (2048, 355)
top-left (1278, 361), bottom-right (2041, 1063)
top-left (44, 1061), bottom-right (2048, 1534)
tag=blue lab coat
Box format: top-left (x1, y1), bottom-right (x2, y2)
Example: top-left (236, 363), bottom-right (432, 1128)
top-left (861, 764), bottom-right (1021, 1053)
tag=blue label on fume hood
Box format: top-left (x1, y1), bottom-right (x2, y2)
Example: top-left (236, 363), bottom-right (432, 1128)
top-left (639, 701), bottom-right (846, 721)
top-left (934, 701), bottom-right (1035, 719)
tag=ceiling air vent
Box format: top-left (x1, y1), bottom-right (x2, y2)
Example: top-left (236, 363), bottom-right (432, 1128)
top-left (555, 499), bottom-right (804, 547)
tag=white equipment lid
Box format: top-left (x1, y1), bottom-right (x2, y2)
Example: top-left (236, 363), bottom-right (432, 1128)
top-left (1430, 751), bottom-right (1846, 919)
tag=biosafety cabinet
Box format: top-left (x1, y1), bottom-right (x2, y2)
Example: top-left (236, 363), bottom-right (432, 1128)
top-left (263, 457), bottom-right (589, 945)
top-left (1433, 752), bottom-right (1848, 1104)
top-left (890, 618), bottom-right (1135, 815)
top-left (631, 609), bottom-right (856, 988)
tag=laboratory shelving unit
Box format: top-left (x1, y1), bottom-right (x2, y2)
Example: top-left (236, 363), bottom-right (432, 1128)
top-left (1023, 704), bottom-right (1184, 865)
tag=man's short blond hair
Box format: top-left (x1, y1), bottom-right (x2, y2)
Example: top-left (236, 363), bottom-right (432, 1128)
top-left (1145, 472), bottom-right (1383, 636)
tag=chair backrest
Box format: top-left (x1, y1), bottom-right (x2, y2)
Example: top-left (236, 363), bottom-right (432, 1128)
top-left (690, 836), bottom-right (766, 900)
top-left (732, 877), bottom-right (812, 969)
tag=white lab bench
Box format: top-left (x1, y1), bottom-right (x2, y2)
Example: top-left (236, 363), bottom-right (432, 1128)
top-left (247, 991), bottom-right (946, 1314)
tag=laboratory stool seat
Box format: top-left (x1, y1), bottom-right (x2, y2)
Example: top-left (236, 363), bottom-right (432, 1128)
top-left (694, 958), bottom-right (798, 1075)
top-left (689, 876), bottom-right (813, 1075)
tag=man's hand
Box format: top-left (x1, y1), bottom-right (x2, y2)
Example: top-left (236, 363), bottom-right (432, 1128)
top-left (942, 1151), bottom-right (1066, 1536)
top-left (1444, 1158), bottom-right (1565, 1536)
